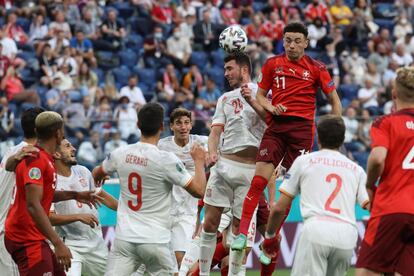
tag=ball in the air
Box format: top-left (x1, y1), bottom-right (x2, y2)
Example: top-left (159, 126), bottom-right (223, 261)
top-left (219, 25), bottom-right (248, 53)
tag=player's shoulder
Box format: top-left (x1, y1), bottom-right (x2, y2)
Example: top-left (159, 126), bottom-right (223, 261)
top-left (373, 109), bottom-right (414, 129)
top-left (72, 164), bottom-right (92, 176)
top-left (303, 55), bottom-right (327, 70)
top-left (158, 135), bottom-right (174, 147)
top-left (158, 149), bottom-right (180, 163)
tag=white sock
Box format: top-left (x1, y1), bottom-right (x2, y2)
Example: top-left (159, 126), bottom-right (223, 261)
top-left (236, 264), bottom-right (246, 276)
top-left (179, 237), bottom-right (201, 276)
top-left (199, 230), bottom-right (217, 276)
top-left (228, 232), bottom-right (245, 275)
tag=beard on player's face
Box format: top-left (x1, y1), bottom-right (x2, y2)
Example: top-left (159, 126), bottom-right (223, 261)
top-left (228, 68), bottom-right (243, 89)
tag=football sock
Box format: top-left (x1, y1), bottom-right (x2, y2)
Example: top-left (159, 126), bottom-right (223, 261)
top-left (199, 230), bottom-right (217, 275)
top-left (212, 241), bottom-right (229, 266)
top-left (260, 255), bottom-right (277, 276)
top-left (179, 237), bottom-right (201, 276)
top-left (236, 264), bottom-right (246, 276)
top-left (239, 175), bottom-right (268, 235)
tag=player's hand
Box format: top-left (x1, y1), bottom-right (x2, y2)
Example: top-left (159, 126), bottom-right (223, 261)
top-left (261, 234), bottom-right (281, 258)
top-left (77, 213), bottom-right (99, 228)
top-left (266, 104), bottom-right (287, 116)
top-left (54, 241), bottom-right (72, 272)
top-left (75, 191), bottom-right (105, 209)
top-left (240, 84), bottom-right (253, 102)
top-left (190, 144), bottom-right (205, 162)
top-left (95, 175), bottom-right (110, 187)
top-left (207, 152), bottom-right (218, 167)
top-left (15, 145), bottom-right (39, 161)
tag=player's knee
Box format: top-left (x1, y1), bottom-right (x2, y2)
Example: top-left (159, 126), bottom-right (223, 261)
top-left (270, 202), bottom-right (286, 216)
top-left (203, 219), bottom-right (219, 233)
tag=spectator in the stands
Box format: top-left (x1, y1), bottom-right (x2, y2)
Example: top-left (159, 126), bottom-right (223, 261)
top-left (90, 97), bottom-right (113, 135)
top-left (119, 75), bottom-right (146, 110)
top-left (352, 0), bottom-right (375, 44)
top-left (64, 0), bottom-right (81, 29)
top-left (358, 78), bottom-right (379, 115)
top-left (156, 63), bottom-right (179, 103)
top-left (198, 78), bottom-right (221, 113)
top-left (48, 29), bottom-right (70, 56)
top-left (49, 10), bottom-right (72, 39)
top-left (342, 46), bottom-right (367, 86)
top-left (368, 28), bottom-right (393, 56)
top-left (0, 43), bottom-right (10, 80)
top-left (39, 43), bottom-right (57, 86)
top-left (28, 13), bottom-right (49, 49)
top-left (304, 0), bottom-right (331, 25)
top-left (343, 106), bottom-right (366, 152)
top-left (151, 0), bottom-right (174, 32)
top-left (182, 64), bottom-right (203, 98)
top-left (56, 46), bottom-right (78, 76)
top-left (143, 26), bottom-right (170, 69)
top-left (4, 11), bottom-right (28, 44)
top-left (330, 0), bottom-right (353, 26)
top-left (46, 76), bottom-right (70, 113)
top-left (307, 17), bottom-right (327, 49)
top-left (104, 128), bottom-right (128, 156)
top-left (382, 59), bottom-right (399, 90)
top-left (74, 62), bottom-right (100, 103)
top-left (70, 29), bottom-right (95, 64)
top-left (0, 28), bottom-right (25, 69)
top-left (0, 96), bottom-right (15, 141)
top-left (394, 14), bottom-right (413, 41)
top-left (179, 13), bottom-right (196, 41)
top-left (233, 0), bottom-right (253, 19)
top-left (113, 95), bottom-right (140, 143)
top-left (63, 95), bottom-right (94, 141)
top-left (220, 0), bottom-right (239, 26)
top-left (200, 0), bottom-right (222, 25)
top-left (357, 108), bottom-right (372, 151)
top-left (77, 9), bottom-right (100, 40)
top-left (367, 43), bottom-right (390, 75)
top-left (0, 66), bottom-right (39, 105)
top-left (100, 8), bottom-right (126, 51)
top-left (193, 9), bottom-right (219, 52)
top-left (77, 130), bottom-right (103, 170)
top-left (166, 26), bottom-right (192, 70)
top-left (176, 0), bottom-right (196, 18)
top-left (397, 32), bottom-right (414, 55)
top-left (391, 43), bottom-right (413, 67)
top-left (246, 15), bottom-right (266, 44)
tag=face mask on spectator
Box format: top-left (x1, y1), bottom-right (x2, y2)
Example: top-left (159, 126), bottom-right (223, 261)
top-left (173, 32), bottom-right (180, 39)
top-left (121, 103), bottom-right (129, 109)
top-left (155, 33), bottom-right (163, 40)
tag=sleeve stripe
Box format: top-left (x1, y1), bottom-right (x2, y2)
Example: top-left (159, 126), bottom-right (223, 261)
top-left (279, 188), bottom-right (295, 199)
top-left (183, 177), bottom-right (193, 189)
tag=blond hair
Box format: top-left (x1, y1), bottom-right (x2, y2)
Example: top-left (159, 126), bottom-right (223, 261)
top-left (395, 67), bottom-right (414, 103)
top-left (35, 111), bottom-right (63, 139)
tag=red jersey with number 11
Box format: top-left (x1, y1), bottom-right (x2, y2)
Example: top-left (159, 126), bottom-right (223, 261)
top-left (258, 54), bottom-right (335, 121)
top-left (370, 109), bottom-right (414, 218)
top-left (5, 146), bottom-right (56, 243)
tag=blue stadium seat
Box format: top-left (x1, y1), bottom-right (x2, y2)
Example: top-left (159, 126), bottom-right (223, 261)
top-left (16, 17), bottom-right (31, 34)
top-left (128, 17), bottom-right (153, 37)
top-left (125, 33), bottom-right (144, 52)
top-left (206, 67), bottom-right (225, 90)
top-left (19, 68), bottom-right (36, 87)
top-left (133, 67), bottom-right (156, 92)
top-left (210, 49), bottom-right (225, 68)
top-left (138, 83), bottom-right (154, 101)
top-left (305, 50), bottom-right (321, 60)
top-left (112, 2), bottom-right (134, 19)
top-left (252, 2), bottom-right (265, 12)
top-left (118, 49), bottom-right (139, 69)
top-left (374, 18), bottom-right (395, 33)
top-left (190, 51), bottom-right (209, 73)
top-left (112, 66), bottom-right (131, 90)
top-left (93, 68), bottom-right (105, 86)
top-left (339, 84), bottom-right (359, 101)
top-left (96, 51), bottom-right (119, 71)
top-left (372, 3), bottom-right (398, 19)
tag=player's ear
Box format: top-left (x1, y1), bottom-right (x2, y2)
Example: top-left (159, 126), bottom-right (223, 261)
top-left (53, 152), bottom-right (62, 160)
top-left (391, 88), bottom-right (397, 100)
top-left (305, 38), bottom-right (309, 49)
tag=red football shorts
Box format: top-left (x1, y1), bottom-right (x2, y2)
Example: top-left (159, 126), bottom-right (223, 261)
top-left (4, 237), bottom-right (66, 276)
top-left (356, 213), bottom-right (414, 275)
top-left (256, 116), bottom-right (314, 169)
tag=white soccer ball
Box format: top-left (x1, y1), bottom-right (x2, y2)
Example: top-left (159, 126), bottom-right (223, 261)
top-left (219, 25), bottom-right (248, 53)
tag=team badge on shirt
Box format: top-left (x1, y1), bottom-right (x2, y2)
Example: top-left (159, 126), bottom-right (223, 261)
top-left (29, 167), bottom-right (41, 180)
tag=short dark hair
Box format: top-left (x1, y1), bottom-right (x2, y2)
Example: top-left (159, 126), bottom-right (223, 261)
top-left (283, 22), bottom-right (308, 38)
top-left (169, 107), bottom-right (192, 124)
top-left (224, 52), bottom-right (252, 74)
top-left (21, 107), bottom-right (45, 139)
top-left (317, 115), bottom-right (345, 149)
top-left (138, 103), bottom-right (164, 136)
top-left (35, 111), bottom-right (64, 140)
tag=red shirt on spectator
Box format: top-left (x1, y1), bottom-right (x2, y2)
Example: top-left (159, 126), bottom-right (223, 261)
top-left (152, 4), bottom-right (173, 24)
top-left (5, 146), bottom-right (57, 243)
top-left (258, 54), bottom-right (335, 121)
top-left (262, 19), bottom-right (285, 41)
top-left (3, 76), bottom-right (24, 101)
top-left (304, 2), bottom-right (330, 24)
top-left (246, 24), bottom-right (267, 42)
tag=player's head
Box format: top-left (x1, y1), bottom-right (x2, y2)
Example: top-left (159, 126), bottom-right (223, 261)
top-left (56, 139), bottom-right (77, 166)
top-left (317, 115), bottom-right (345, 150)
top-left (393, 67), bottom-right (414, 106)
top-left (283, 22), bottom-right (309, 61)
top-left (224, 52), bottom-right (252, 89)
top-left (21, 107), bottom-right (45, 139)
top-left (138, 103), bottom-right (165, 137)
top-left (170, 107), bottom-right (192, 141)
top-left (35, 111), bottom-right (64, 145)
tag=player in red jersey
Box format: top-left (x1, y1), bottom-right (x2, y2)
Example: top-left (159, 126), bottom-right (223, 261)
top-left (356, 67), bottom-right (414, 275)
top-left (4, 111), bottom-right (100, 276)
top-left (232, 22), bottom-right (342, 251)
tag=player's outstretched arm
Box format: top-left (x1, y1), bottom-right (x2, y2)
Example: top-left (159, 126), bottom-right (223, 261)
top-left (26, 184), bottom-right (73, 271)
top-left (207, 125), bottom-right (222, 166)
top-left (49, 212), bottom-right (99, 228)
top-left (53, 190), bottom-right (104, 208)
top-left (257, 88), bottom-right (287, 116)
top-left (365, 146), bottom-right (387, 202)
top-left (5, 145), bottom-right (39, 172)
top-left (327, 90), bottom-right (342, 116)
top-left (186, 144), bottom-right (207, 198)
top-left (96, 189), bottom-right (118, 211)
top-left (92, 165), bottom-right (109, 186)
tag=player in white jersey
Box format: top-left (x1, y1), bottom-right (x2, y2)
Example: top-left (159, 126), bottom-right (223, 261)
top-left (261, 115), bottom-right (370, 276)
top-left (158, 107), bottom-right (208, 267)
top-left (93, 103), bottom-right (207, 276)
top-left (199, 53), bottom-right (268, 276)
top-left (0, 107), bottom-right (44, 276)
top-left (49, 138), bottom-right (118, 276)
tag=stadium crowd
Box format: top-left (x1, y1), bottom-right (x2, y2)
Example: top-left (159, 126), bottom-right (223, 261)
top-left (0, 0), bottom-right (409, 169)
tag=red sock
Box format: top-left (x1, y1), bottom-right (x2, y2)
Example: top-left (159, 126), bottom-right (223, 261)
top-left (192, 267), bottom-right (200, 276)
top-left (221, 264), bottom-right (229, 276)
top-left (239, 175), bottom-right (268, 235)
top-left (212, 242), bottom-right (229, 267)
top-left (260, 254), bottom-right (278, 276)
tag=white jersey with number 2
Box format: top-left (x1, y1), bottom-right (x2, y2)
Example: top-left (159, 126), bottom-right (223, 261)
top-left (102, 142), bottom-right (193, 244)
top-left (280, 149), bottom-right (369, 226)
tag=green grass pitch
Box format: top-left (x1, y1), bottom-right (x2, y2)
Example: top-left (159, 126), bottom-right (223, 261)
top-left (211, 268), bottom-right (356, 275)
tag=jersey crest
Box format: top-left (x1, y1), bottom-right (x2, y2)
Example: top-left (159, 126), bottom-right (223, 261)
top-left (29, 167), bottom-right (41, 180)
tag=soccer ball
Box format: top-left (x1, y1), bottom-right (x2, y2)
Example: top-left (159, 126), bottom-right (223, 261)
top-left (219, 25), bottom-right (248, 53)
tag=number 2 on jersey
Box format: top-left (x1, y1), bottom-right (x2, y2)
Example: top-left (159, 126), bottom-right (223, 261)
top-left (128, 172), bottom-right (142, 211)
top-left (324, 173), bottom-right (342, 214)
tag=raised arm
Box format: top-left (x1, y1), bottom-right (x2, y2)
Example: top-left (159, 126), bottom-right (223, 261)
top-left (365, 146), bottom-right (387, 203)
top-left (5, 145), bottom-right (39, 172)
top-left (327, 90), bottom-right (342, 116)
top-left (241, 84), bottom-right (267, 121)
top-left (96, 189), bottom-right (118, 211)
top-left (49, 211), bottom-right (99, 228)
top-left (185, 144), bottom-right (207, 198)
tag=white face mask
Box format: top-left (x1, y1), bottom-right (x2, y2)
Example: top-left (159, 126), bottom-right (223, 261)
top-left (173, 32), bottom-right (180, 39)
top-left (352, 52), bottom-right (359, 58)
top-left (401, 18), bottom-right (408, 24)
